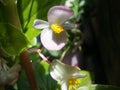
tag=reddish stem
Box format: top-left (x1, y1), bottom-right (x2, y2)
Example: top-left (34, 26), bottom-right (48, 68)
top-left (20, 50), bottom-right (39, 90)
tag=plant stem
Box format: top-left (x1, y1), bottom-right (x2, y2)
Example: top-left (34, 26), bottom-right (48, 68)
top-left (20, 50), bottom-right (39, 90)
top-left (60, 46), bottom-right (70, 61)
top-left (3, 0), bottom-right (22, 30)
top-left (37, 49), bottom-right (50, 64)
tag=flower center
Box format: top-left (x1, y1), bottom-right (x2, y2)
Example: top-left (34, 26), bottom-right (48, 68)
top-left (51, 23), bottom-right (64, 34)
top-left (68, 78), bottom-right (80, 90)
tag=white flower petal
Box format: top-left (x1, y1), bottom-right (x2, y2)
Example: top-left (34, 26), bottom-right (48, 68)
top-left (50, 60), bottom-right (84, 82)
top-left (50, 60), bottom-right (68, 82)
top-left (48, 6), bottom-right (73, 24)
top-left (68, 67), bottom-right (86, 78)
top-left (33, 19), bottom-right (49, 29)
top-left (61, 82), bottom-right (69, 90)
top-left (50, 60), bottom-right (86, 90)
top-left (72, 73), bottom-right (86, 78)
top-left (40, 28), bottom-right (67, 50)
top-left (50, 60), bottom-right (84, 78)
top-left (56, 61), bottom-right (81, 76)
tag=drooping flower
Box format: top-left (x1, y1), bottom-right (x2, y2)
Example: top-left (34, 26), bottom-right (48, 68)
top-left (0, 57), bottom-right (21, 86)
top-left (50, 60), bottom-right (86, 90)
top-left (62, 49), bottom-right (82, 67)
top-left (33, 6), bottom-right (73, 50)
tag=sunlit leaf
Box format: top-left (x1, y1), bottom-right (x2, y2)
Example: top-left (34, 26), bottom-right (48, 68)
top-left (0, 23), bottom-right (29, 55)
top-left (79, 70), bottom-right (92, 86)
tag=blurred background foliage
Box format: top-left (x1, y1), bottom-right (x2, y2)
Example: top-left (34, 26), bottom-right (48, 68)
top-left (0, 0), bottom-right (120, 90)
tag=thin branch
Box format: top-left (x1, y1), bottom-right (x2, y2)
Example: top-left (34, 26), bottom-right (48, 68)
top-left (20, 50), bottom-right (39, 90)
top-left (37, 49), bottom-right (50, 64)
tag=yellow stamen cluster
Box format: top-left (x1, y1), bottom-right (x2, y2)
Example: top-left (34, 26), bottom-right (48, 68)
top-left (68, 78), bottom-right (80, 90)
top-left (51, 23), bottom-right (64, 34)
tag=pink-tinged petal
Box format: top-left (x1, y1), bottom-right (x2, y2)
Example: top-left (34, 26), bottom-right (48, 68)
top-left (33, 19), bottom-right (49, 29)
top-left (48, 6), bottom-right (73, 24)
top-left (40, 28), bottom-right (67, 50)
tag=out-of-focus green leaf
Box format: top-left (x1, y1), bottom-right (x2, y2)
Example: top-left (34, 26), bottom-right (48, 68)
top-left (17, 69), bottom-right (31, 90)
top-left (18, 0), bottom-right (62, 28)
top-left (78, 84), bottom-right (120, 90)
top-left (17, 0), bottom-right (62, 45)
top-left (0, 3), bottom-right (6, 23)
top-left (29, 52), bottom-right (40, 62)
top-left (0, 87), bottom-right (4, 90)
top-left (79, 70), bottom-right (92, 86)
top-left (60, 0), bottom-right (66, 4)
top-left (35, 61), bottom-right (60, 90)
top-left (0, 23), bottom-right (29, 55)
top-left (48, 50), bottom-right (62, 57)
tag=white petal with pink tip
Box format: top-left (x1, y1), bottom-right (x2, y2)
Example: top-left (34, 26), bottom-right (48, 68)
top-left (48, 6), bottom-right (73, 24)
top-left (34, 19), bottom-right (49, 29)
top-left (40, 28), bottom-right (67, 50)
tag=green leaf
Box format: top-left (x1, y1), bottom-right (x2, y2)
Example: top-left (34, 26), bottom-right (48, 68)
top-left (0, 3), bottom-right (6, 23)
top-left (78, 84), bottom-right (120, 90)
top-left (35, 61), bottom-right (60, 90)
top-left (60, 0), bottom-right (67, 4)
top-left (48, 50), bottom-right (62, 57)
top-left (29, 52), bottom-right (40, 62)
top-left (79, 70), bottom-right (92, 86)
top-left (17, 69), bottom-right (31, 90)
top-left (18, 0), bottom-right (62, 28)
top-left (0, 23), bottom-right (29, 55)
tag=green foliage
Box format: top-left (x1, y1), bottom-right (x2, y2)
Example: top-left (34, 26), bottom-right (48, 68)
top-left (48, 50), bottom-right (62, 57)
top-left (70, 0), bottom-right (85, 21)
top-left (17, 0), bottom-right (61, 29)
top-left (0, 3), bottom-right (6, 22)
top-left (0, 23), bottom-right (29, 55)
top-left (79, 70), bottom-right (92, 86)
top-left (17, 69), bottom-right (31, 90)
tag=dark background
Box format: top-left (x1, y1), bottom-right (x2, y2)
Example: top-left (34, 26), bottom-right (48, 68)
top-left (81, 0), bottom-right (120, 87)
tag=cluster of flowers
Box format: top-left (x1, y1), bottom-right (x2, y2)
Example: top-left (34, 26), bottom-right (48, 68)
top-left (34, 6), bottom-right (86, 90)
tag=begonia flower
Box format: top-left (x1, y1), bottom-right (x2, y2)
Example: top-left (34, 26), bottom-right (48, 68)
top-left (50, 60), bottom-right (86, 90)
top-left (33, 6), bottom-right (73, 50)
